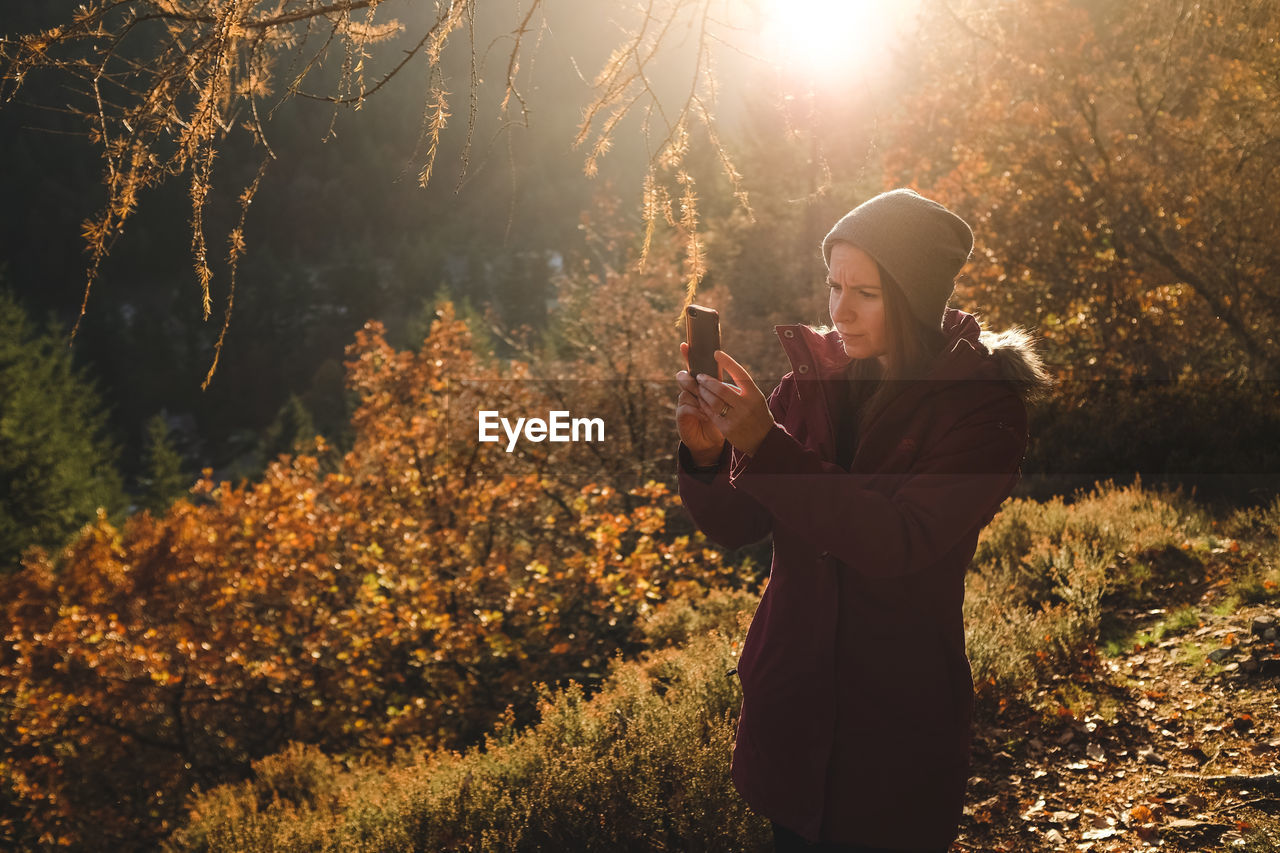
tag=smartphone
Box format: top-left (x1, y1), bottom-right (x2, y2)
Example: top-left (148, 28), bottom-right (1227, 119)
top-left (684, 303), bottom-right (722, 383)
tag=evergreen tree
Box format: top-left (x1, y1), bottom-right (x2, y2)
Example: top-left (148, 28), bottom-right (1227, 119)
top-left (138, 413), bottom-right (189, 513)
top-left (261, 393), bottom-right (317, 462)
top-left (405, 284), bottom-right (501, 365)
top-left (0, 287), bottom-right (125, 571)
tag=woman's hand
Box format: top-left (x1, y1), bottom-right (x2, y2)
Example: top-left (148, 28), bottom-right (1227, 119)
top-left (676, 342), bottom-right (726, 465)
top-left (680, 346), bottom-right (774, 458)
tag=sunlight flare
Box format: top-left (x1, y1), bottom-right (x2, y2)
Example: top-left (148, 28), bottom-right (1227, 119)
top-left (755, 0), bottom-right (918, 79)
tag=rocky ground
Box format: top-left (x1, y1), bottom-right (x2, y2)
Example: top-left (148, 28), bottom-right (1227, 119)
top-left (954, 549), bottom-right (1280, 852)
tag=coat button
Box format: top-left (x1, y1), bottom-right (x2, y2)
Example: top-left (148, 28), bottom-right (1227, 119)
top-left (783, 329), bottom-right (795, 338)
top-left (797, 364), bottom-right (809, 374)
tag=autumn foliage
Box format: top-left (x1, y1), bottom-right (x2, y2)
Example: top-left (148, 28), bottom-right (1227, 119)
top-left (0, 291), bottom-right (735, 850)
top-left (169, 482), bottom-right (1280, 852)
top-left (885, 0), bottom-right (1280, 382)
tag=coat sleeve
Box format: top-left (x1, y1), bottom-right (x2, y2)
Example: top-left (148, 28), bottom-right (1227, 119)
top-left (675, 378), bottom-right (795, 550)
top-left (726, 387), bottom-right (1026, 578)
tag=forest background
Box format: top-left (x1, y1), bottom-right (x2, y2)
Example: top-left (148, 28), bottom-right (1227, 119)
top-left (1, 0), bottom-right (1279, 849)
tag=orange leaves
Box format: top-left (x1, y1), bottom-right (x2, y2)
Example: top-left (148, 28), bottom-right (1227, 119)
top-left (885, 0), bottom-right (1280, 380)
top-left (2, 275), bottom-right (735, 846)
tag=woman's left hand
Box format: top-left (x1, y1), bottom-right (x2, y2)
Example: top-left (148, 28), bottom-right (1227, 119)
top-left (693, 350), bottom-right (774, 457)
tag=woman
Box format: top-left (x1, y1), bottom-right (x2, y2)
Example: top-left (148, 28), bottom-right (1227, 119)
top-left (674, 188), bottom-right (1052, 852)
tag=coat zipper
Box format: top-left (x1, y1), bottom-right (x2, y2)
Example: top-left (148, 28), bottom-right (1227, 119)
top-left (794, 329), bottom-right (844, 836)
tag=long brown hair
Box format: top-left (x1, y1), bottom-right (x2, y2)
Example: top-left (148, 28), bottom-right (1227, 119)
top-left (843, 261), bottom-right (949, 438)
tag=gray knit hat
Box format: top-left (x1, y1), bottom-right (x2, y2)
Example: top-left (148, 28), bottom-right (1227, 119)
top-left (821, 188), bottom-right (974, 328)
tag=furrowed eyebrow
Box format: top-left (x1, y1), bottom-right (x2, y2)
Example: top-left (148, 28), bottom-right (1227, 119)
top-left (826, 276), bottom-right (880, 291)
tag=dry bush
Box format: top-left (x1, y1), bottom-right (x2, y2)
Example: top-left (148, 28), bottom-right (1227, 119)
top-left (965, 477), bottom-right (1215, 698)
top-left (167, 625), bottom-right (768, 852)
top-left (166, 479), bottom-right (1271, 850)
top-left (0, 300), bottom-right (739, 850)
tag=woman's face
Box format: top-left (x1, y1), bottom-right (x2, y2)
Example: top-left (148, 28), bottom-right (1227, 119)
top-left (827, 242), bottom-right (888, 366)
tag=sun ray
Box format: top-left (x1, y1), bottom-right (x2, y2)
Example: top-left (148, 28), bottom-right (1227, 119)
top-left (754, 0), bottom-right (920, 80)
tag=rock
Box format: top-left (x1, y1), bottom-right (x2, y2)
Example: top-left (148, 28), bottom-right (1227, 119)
top-left (1162, 818), bottom-right (1235, 845)
top-left (1139, 745), bottom-right (1168, 766)
top-left (1257, 656), bottom-right (1280, 677)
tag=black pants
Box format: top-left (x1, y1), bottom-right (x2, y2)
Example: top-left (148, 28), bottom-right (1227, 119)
top-left (770, 821), bottom-right (949, 853)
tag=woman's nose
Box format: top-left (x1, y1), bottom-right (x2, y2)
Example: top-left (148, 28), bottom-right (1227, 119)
top-left (834, 293), bottom-right (855, 321)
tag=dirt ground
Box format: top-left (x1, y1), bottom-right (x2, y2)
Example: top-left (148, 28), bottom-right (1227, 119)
top-left (954, 565), bottom-right (1280, 851)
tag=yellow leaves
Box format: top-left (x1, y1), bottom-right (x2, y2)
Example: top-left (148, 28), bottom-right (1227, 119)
top-left (149, 669), bottom-right (179, 685)
top-left (659, 124), bottom-right (690, 173)
top-left (342, 18), bottom-right (405, 44)
top-left (21, 33), bottom-right (51, 56)
top-left (418, 85), bottom-right (451, 188)
top-left (2, 297), bottom-right (740, 845)
top-left (583, 134), bottom-right (611, 178)
top-left (79, 215), bottom-right (110, 246)
top-left (474, 609), bottom-right (504, 626)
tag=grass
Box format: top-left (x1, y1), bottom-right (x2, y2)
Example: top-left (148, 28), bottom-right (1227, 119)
top-left (1102, 604), bottom-right (1202, 657)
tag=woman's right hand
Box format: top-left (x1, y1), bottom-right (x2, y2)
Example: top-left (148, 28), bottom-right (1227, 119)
top-left (677, 341), bottom-right (726, 465)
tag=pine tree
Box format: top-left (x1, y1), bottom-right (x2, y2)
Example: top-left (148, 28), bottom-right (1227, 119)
top-left (138, 413), bottom-right (189, 514)
top-left (0, 287), bottom-right (125, 571)
top-left (261, 394), bottom-right (317, 462)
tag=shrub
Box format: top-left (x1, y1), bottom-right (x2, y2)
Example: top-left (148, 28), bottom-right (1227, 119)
top-left (168, 482), bottom-right (1280, 849)
top-left (965, 477), bottom-right (1214, 699)
top-left (638, 584), bottom-right (761, 651)
top-left (0, 288), bottom-right (126, 572)
top-left (0, 304), bottom-right (738, 851)
top-left (167, 627), bottom-right (768, 853)
top-left (1023, 380), bottom-right (1280, 507)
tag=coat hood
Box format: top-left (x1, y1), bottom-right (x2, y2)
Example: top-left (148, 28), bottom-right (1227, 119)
top-left (786, 307), bottom-right (1054, 405)
top-left (961, 309), bottom-right (1056, 405)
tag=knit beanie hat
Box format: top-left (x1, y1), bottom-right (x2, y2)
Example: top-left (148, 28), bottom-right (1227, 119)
top-left (821, 188), bottom-right (974, 328)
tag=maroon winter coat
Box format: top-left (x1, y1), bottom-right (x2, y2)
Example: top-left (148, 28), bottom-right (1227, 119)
top-left (677, 307), bottom-right (1047, 850)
